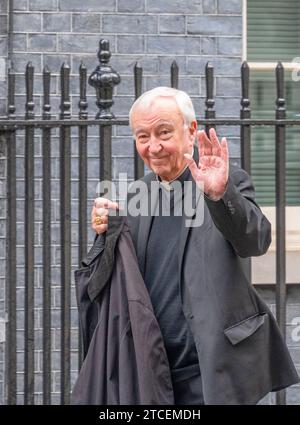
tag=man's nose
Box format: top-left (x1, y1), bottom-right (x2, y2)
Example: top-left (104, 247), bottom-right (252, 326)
top-left (148, 135), bottom-right (162, 154)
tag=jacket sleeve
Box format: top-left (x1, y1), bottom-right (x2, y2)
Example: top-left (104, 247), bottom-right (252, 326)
top-left (82, 232), bottom-right (106, 267)
top-left (204, 166), bottom-right (271, 258)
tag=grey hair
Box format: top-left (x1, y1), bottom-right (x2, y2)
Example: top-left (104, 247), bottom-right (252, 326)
top-left (129, 86), bottom-right (196, 129)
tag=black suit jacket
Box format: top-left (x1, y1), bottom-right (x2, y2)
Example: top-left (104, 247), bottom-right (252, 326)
top-left (124, 148), bottom-right (299, 404)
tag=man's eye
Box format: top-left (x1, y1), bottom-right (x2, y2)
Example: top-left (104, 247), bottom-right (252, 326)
top-left (160, 130), bottom-right (172, 138)
top-left (138, 135), bottom-right (149, 143)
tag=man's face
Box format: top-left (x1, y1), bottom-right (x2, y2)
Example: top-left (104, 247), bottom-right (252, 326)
top-left (131, 97), bottom-right (196, 181)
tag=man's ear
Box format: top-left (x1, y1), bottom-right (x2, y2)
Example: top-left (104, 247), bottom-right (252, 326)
top-left (188, 120), bottom-right (197, 143)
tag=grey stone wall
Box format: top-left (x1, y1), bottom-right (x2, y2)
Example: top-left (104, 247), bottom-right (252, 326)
top-left (0, 0), bottom-right (8, 406)
top-left (0, 0), bottom-right (299, 405)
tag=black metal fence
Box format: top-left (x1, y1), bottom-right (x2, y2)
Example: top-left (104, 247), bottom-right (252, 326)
top-left (0, 38), bottom-right (297, 405)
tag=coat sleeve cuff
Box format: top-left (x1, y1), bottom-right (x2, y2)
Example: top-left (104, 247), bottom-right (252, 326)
top-left (204, 175), bottom-right (238, 208)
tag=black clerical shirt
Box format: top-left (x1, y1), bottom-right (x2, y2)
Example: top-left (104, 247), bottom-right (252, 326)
top-left (143, 165), bottom-right (200, 383)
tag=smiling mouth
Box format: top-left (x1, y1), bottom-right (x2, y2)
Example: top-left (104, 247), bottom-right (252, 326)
top-left (149, 156), bottom-right (168, 161)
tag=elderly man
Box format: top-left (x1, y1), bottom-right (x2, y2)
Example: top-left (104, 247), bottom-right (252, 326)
top-left (90, 87), bottom-right (299, 405)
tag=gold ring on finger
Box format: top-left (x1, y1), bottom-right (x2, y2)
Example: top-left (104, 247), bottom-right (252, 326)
top-left (95, 216), bottom-right (104, 225)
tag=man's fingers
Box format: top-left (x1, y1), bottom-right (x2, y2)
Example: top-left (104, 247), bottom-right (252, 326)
top-left (92, 223), bottom-right (108, 234)
top-left (197, 130), bottom-right (205, 158)
top-left (93, 213), bottom-right (108, 224)
top-left (198, 129), bottom-right (212, 157)
top-left (95, 207), bottom-right (109, 217)
top-left (209, 128), bottom-right (221, 156)
top-left (220, 137), bottom-right (229, 163)
top-left (94, 197), bottom-right (119, 210)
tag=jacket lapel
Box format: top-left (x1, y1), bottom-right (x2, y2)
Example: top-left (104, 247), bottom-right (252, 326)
top-left (178, 172), bottom-right (204, 282)
top-left (136, 173), bottom-right (159, 277)
top-left (178, 146), bottom-right (204, 280)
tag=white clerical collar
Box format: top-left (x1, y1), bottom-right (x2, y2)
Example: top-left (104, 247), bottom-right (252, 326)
top-left (155, 147), bottom-right (194, 191)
